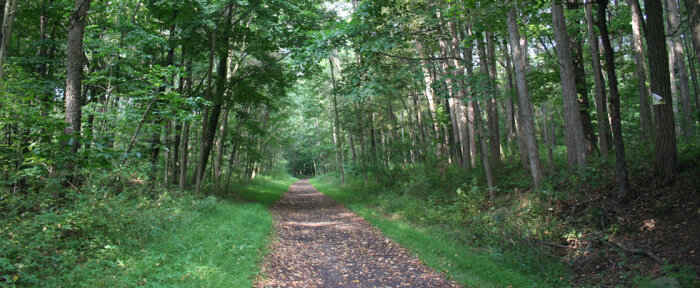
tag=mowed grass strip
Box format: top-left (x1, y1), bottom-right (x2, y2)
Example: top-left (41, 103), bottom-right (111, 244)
top-left (310, 178), bottom-right (568, 288)
top-left (76, 176), bottom-right (295, 287)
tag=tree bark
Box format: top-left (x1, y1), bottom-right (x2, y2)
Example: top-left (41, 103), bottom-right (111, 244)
top-left (585, 2), bottom-right (612, 158)
top-left (484, 32), bottom-right (502, 168)
top-left (436, 14), bottom-right (462, 164)
top-left (628, 0), bottom-right (654, 139)
top-left (329, 55), bottom-right (345, 184)
top-left (196, 6), bottom-right (233, 193)
top-left (194, 28), bottom-right (217, 195)
top-left (415, 40), bottom-right (440, 148)
top-left (449, 22), bottom-right (471, 169)
top-left (597, 0), bottom-right (630, 196)
top-left (507, 7), bottom-right (543, 187)
top-left (644, 0), bottom-right (679, 185)
top-left (0, 0), bottom-right (18, 80)
top-left (214, 106), bottom-right (229, 184)
top-left (684, 0), bottom-right (700, 67)
top-left (463, 25), bottom-right (478, 166)
top-left (502, 42), bottom-right (517, 162)
top-left (564, 2), bottom-right (597, 155)
top-left (667, 0), bottom-right (694, 136)
top-left (64, 0), bottom-right (91, 176)
top-left (552, 0), bottom-right (588, 168)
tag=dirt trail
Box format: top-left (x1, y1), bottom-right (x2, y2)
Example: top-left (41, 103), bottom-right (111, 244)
top-left (256, 179), bottom-right (459, 288)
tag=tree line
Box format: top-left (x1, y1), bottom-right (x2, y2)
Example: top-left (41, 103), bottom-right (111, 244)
top-left (290, 0), bottom-right (699, 196)
top-left (0, 0), bottom-right (328, 199)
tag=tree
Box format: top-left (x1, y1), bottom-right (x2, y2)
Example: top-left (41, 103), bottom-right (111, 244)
top-left (597, 0), bottom-right (630, 196)
top-left (0, 0), bottom-right (18, 80)
top-left (628, 0), bottom-right (654, 139)
top-left (666, 0), bottom-right (694, 136)
top-left (507, 6), bottom-right (543, 187)
top-left (584, 2), bottom-right (612, 158)
top-left (64, 0), bottom-right (91, 176)
top-left (643, 0), bottom-right (679, 185)
top-left (551, 0), bottom-right (587, 168)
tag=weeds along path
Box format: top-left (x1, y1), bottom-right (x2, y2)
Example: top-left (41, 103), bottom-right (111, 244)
top-left (256, 179), bottom-right (459, 287)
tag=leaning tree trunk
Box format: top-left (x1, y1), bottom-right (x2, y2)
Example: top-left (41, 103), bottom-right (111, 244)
top-left (552, 0), bottom-right (588, 169)
top-left (64, 0), bottom-right (91, 177)
top-left (196, 6), bottom-right (232, 193)
top-left (644, 0), bottom-right (679, 185)
top-left (585, 2), bottom-right (612, 158)
top-left (597, 0), bottom-right (630, 196)
top-left (507, 7), bottom-right (543, 187)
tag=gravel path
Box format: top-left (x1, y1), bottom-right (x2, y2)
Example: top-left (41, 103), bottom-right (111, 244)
top-left (256, 179), bottom-right (460, 288)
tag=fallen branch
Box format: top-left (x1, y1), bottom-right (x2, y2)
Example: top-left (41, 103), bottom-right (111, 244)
top-left (540, 241), bottom-right (576, 249)
top-left (605, 239), bottom-right (663, 264)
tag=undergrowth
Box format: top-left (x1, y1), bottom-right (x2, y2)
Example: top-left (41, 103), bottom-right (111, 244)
top-left (0, 169), bottom-right (295, 287)
top-left (311, 170), bottom-right (570, 288)
top-left (311, 138), bottom-right (700, 287)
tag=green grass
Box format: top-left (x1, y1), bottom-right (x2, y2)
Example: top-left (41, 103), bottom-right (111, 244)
top-left (310, 177), bottom-right (570, 288)
top-left (70, 175), bottom-right (296, 287)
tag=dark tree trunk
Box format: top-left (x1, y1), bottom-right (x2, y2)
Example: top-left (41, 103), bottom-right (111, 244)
top-left (644, 0), bottom-right (679, 185)
top-left (597, 0), bottom-right (630, 196)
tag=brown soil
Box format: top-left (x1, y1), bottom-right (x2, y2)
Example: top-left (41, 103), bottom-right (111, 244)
top-left (556, 163), bottom-right (700, 286)
top-left (256, 180), bottom-right (460, 288)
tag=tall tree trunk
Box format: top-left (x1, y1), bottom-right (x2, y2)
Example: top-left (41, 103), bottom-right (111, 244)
top-left (502, 42), bottom-right (517, 161)
top-left (464, 25), bottom-right (478, 165)
top-left (552, 0), bottom-right (588, 168)
top-left (483, 32), bottom-right (502, 168)
top-left (450, 21), bottom-right (471, 169)
top-left (668, 0), bottom-right (695, 136)
top-left (504, 42), bottom-right (528, 169)
top-left (196, 6), bottom-right (233, 193)
top-left (665, 4), bottom-right (682, 134)
top-left (415, 40), bottom-right (440, 148)
top-left (684, 0), bottom-right (700, 66)
top-left (486, 32), bottom-right (504, 164)
top-left (329, 56), bottom-right (345, 184)
top-left (565, 1), bottom-right (597, 155)
top-left (644, 0), bottom-right (679, 185)
top-left (585, 3), bottom-right (612, 158)
top-left (628, 0), bottom-right (654, 139)
top-left (0, 0), bottom-right (18, 80)
top-left (507, 7), bottom-right (543, 187)
top-left (474, 100), bottom-right (496, 198)
top-left (194, 28), bottom-right (217, 195)
top-left (597, 0), bottom-right (630, 196)
top-left (437, 15), bottom-right (462, 165)
top-left (64, 0), bottom-right (91, 177)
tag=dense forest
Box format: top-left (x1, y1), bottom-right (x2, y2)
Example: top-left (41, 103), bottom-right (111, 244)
top-left (1, 0), bottom-right (698, 286)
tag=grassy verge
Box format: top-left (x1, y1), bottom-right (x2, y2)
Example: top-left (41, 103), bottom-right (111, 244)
top-left (76, 175), bottom-right (296, 287)
top-left (3, 175), bottom-right (295, 287)
top-left (310, 176), bottom-right (569, 288)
